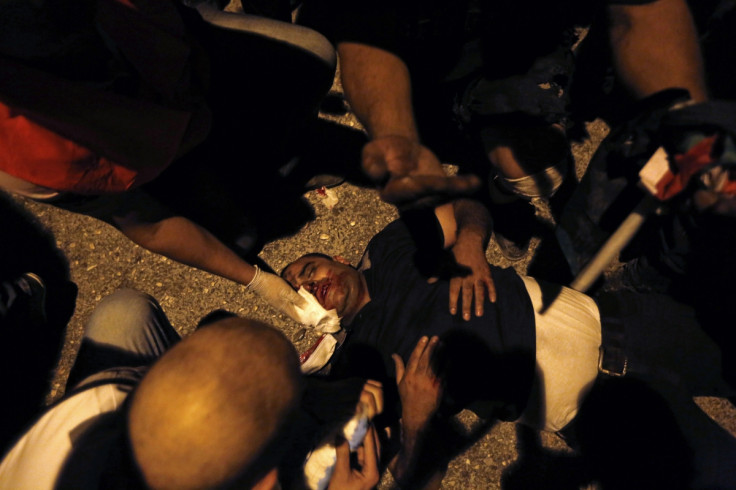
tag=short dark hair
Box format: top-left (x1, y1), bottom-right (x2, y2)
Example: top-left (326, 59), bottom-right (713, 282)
top-left (280, 253), bottom-right (333, 278)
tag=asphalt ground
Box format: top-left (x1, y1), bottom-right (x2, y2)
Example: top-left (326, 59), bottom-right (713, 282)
top-left (7, 39), bottom-right (736, 490)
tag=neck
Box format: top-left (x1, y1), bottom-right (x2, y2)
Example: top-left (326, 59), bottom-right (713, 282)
top-left (342, 274), bottom-right (371, 325)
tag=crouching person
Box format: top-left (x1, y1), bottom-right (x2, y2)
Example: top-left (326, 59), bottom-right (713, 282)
top-left (0, 289), bottom-right (380, 490)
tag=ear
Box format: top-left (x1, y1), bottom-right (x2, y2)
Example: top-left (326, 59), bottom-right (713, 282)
top-left (251, 468), bottom-right (279, 490)
top-left (333, 255), bottom-right (351, 265)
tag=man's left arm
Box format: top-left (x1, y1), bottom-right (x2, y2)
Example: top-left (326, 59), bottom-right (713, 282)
top-left (607, 0), bottom-right (707, 102)
top-left (398, 166), bottom-right (496, 318)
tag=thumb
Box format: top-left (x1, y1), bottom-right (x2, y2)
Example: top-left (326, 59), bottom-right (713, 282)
top-left (392, 354), bottom-right (405, 385)
top-left (276, 280), bottom-right (307, 307)
top-left (332, 438), bottom-right (351, 478)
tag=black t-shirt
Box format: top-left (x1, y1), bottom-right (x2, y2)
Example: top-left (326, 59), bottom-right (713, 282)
top-left (330, 218), bottom-right (536, 421)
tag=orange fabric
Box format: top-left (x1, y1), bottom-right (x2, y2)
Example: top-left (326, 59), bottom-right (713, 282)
top-left (0, 0), bottom-right (205, 195)
top-left (0, 102), bottom-right (140, 194)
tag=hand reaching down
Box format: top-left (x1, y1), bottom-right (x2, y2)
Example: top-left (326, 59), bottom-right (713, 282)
top-left (362, 136), bottom-right (480, 209)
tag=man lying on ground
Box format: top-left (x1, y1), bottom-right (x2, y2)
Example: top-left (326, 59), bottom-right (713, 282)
top-left (283, 193), bottom-right (736, 489)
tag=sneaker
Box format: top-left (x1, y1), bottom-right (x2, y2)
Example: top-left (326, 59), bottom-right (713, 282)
top-left (0, 272), bottom-right (46, 324)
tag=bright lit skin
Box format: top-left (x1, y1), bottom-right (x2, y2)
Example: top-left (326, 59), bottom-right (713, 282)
top-left (283, 255), bottom-right (370, 324)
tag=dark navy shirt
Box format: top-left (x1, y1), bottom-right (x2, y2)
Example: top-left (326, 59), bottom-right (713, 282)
top-left (331, 218), bottom-right (536, 421)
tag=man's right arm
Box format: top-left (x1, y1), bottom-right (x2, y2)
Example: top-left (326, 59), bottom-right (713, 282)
top-left (113, 213), bottom-right (307, 321)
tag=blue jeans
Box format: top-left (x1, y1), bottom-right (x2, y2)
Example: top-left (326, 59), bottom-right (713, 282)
top-left (65, 289), bottom-right (180, 391)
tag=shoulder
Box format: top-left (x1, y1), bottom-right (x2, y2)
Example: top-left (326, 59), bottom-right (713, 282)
top-left (0, 381), bottom-right (132, 489)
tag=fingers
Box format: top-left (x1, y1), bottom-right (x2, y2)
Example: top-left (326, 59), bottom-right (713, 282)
top-left (360, 380), bottom-right (384, 418)
top-left (473, 280), bottom-right (486, 317)
top-left (462, 279), bottom-right (473, 321)
top-left (279, 283), bottom-right (307, 306)
top-left (485, 274), bottom-right (497, 304)
top-left (403, 336), bottom-right (439, 373)
top-left (381, 174), bottom-right (481, 207)
top-left (417, 336), bottom-right (438, 372)
top-left (392, 353), bottom-right (405, 385)
top-left (406, 336), bottom-right (429, 374)
top-left (449, 278), bottom-right (461, 315)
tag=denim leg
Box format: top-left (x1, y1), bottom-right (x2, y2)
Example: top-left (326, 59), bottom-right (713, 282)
top-left (66, 289), bottom-right (180, 390)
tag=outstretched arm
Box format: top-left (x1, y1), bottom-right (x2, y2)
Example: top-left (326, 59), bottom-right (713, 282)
top-left (607, 0), bottom-right (707, 102)
top-left (339, 42), bottom-right (494, 311)
top-left (113, 213), bottom-right (306, 320)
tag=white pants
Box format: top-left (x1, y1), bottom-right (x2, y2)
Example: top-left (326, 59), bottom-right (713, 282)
top-left (517, 276), bottom-right (602, 432)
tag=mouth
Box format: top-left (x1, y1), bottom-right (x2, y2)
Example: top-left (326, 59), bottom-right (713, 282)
top-left (304, 278), bottom-right (334, 310)
top-left (315, 281), bottom-right (331, 308)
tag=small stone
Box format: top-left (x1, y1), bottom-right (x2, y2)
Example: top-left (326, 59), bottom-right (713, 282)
top-left (319, 234), bottom-right (330, 240)
top-left (293, 328), bottom-right (307, 342)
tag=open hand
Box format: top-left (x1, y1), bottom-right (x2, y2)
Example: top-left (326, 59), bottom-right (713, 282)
top-left (449, 238), bottom-right (496, 320)
top-left (392, 336), bottom-right (443, 434)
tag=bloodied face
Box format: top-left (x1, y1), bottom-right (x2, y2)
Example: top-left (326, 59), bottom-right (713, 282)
top-left (282, 255), bottom-right (369, 322)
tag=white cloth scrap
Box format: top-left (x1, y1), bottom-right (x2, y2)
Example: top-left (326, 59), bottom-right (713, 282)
top-left (292, 287), bottom-right (341, 333)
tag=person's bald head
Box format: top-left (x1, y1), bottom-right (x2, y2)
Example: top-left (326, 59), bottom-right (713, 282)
top-left (128, 317), bottom-right (302, 489)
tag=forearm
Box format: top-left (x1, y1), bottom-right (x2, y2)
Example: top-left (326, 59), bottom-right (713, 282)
top-left (607, 0), bottom-right (707, 102)
top-left (389, 425), bottom-right (444, 490)
top-left (337, 42), bottom-right (419, 140)
top-left (453, 199), bottom-right (491, 246)
top-left (114, 215), bottom-right (257, 286)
